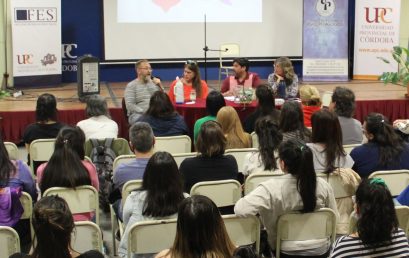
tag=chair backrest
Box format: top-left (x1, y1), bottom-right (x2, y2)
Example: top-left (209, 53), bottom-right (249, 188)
top-left (19, 192), bottom-right (34, 240)
top-left (321, 91), bottom-right (333, 108)
top-left (245, 172), bottom-right (283, 195)
top-left (172, 152), bottom-right (197, 168)
top-left (4, 142), bottom-right (19, 160)
top-left (190, 180), bottom-right (241, 207)
top-left (29, 138), bottom-right (56, 172)
top-left (251, 132), bottom-right (259, 149)
top-left (128, 218), bottom-right (177, 257)
top-left (113, 154), bottom-right (135, 172)
top-left (225, 148), bottom-right (258, 172)
top-left (121, 180), bottom-right (143, 207)
top-left (72, 221), bottom-right (103, 253)
top-left (276, 208), bottom-right (337, 258)
top-left (343, 144), bottom-right (361, 154)
top-left (154, 135), bottom-right (192, 154)
top-left (84, 138), bottom-right (132, 157)
top-left (223, 214), bottom-right (260, 254)
top-left (0, 226), bottom-right (20, 257)
top-left (368, 170), bottom-right (409, 196)
top-left (316, 173), bottom-right (356, 198)
top-left (43, 186), bottom-right (99, 224)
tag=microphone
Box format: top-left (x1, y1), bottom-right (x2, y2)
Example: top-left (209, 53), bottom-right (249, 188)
top-left (225, 48), bottom-right (229, 52)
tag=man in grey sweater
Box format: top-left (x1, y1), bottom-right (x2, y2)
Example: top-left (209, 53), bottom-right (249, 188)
top-left (124, 59), bottom-right (162, 124)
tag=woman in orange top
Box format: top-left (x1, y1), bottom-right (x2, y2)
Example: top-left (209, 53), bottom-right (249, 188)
top-left (168, 61), bottom-right (209, 103)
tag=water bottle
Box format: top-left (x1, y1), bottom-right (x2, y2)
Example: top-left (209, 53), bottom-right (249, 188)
top-left (190, 89), bottom-right (196, 102)
top-left (277, 80), bottom-right (286, 99)
top-left (174, 76), bottom-right (184, 104)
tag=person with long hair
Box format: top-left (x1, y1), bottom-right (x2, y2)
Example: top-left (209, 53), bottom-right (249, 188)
top-left (36, 126), bottom-right (99, 220)
top-left (267, 57), bottom-right (299, 99)
top-left (168, 61), bottom-right (209, 103)
top-left (76, 94), bottom-right (118, 140)
top-left (299, 85), bottom-right (321, 127)
top-left (138, 91), bottom-right (188, 136)
top-left (331, 179), bottom-right (409, 257)
top-left (9, 196), bottom-right (104, 258)
top-left (243, 84), bottom-right (281, 133)
top-left (235, 139), bottom-right (338, 257)
top-left (279, 101), bottom-right (311, 142)
top-left (118, 152), bottom-right (188, 258)
top-left (217, 106), bottom-right (252, 149)
top-left (242, 117), bottom-right (282, 176)
top-left (23, 93), bottom-right (64, 172)
top-left (350, 113), bottom-right (409, 178)
top-left (308, 109), bottom-right (354, 173)
top-left (156, 195), bottom-right (236, 258)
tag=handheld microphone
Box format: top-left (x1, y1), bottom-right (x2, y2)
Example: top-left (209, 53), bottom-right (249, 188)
top-left (225, 48), bottom-right (229, 51)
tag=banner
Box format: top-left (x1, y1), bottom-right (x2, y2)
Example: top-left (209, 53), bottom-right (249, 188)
top-left (11, 0), bottom-right (61, 87)
top-left (353, 0), bottom-right (401, 80)
top-left (303, 0), bottom-right (349, 81)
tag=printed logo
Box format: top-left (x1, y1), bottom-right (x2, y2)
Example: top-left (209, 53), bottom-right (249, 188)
top-left (16, 54), bottom-right (33, 64)
top-left (62, 44), bottom-right (78, 59)
top-left (14, 8), bottom-right (57, 22)
top-left (364, 7), bottom-right (392, 23)
top-left (41, 54), bottom-right (57, 66)
top-left (316, 0), bottom-right (335, 17)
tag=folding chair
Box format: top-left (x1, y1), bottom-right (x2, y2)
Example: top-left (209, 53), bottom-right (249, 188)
top-left (218, 43), bottom-right (240, 88)
top-left (223, 214), bottom-right (260, 254)
top-left (225, 148), bottom-right (258, 172)
top-left (250, 132), bottom-right (259, 149)
top-left (190, 180), bottom-right (241, 207)
top-left (29, 138), bottom-right (55, 174)
top-left (276, 208), bottom-right (337, 258)
top-left (343, 144), bottom-right (361, 154)
top-left (84, 138), bottom-right (132, 158)
top-left (244, 172), bottom-right (283, 195)
top-left (4, 142), bottom-right (19, 160)
top-left (154, 135), bottom-right (192, 154)
top-left (368, 170), bottom-right (409, 196)
top-left (113, 154), bottom-right (135, 172)
top-left (20, 192), bottom-right (33, 240)
top-left (72, 221), bottom-right (104, 253)
top-left (172, 152), bottom-right (197, 168)
top-left (0, 226), bottom-right (20, 257)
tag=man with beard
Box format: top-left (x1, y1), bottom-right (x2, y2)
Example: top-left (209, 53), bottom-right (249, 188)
top-left (124, 59), bottom-right (162, 124)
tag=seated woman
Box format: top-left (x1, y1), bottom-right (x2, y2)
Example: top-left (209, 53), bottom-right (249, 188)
top-left (331, 179), bottom-right (409, 257)
top-left (37, 126), bottom-right (99, 221)
top-left (137, 91), bottom-right (188, 136)
top-left (23, 93), bottom-right (64, 173)
top-left (118, 152), bottom-right (188, 258)
top-left (243, 84), bottom-right (280, 133)
top-left (351, 113), bottom-right (409, 178)
top-left (180, 120), bottom-right (239, 193)
top-left (10, 195), bottom-right (104, 258)
top-left (279, 101), bottom-right (311, 143)
top-left (267, 57), bottom-right (299, 99)
top-left (76, 94), bottom-right (118, 140)
top-left (299, 85), bottom-right (321, 127)
top-left (242, 117), bottom-right (282, 176)
top-left (235, 139), bottom-right (338, 257)
top-left (217, 106), bottom-right (252, 149)
top-left (168, 60), bottom-right (209, 103)
top-left (155, 195), bottom-right (236, 258)
top-left (308, 109), bottom-right (354, 173)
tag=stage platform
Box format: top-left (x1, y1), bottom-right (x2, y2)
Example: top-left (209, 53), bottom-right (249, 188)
top-left (1, 80), bottom-right (408, 143)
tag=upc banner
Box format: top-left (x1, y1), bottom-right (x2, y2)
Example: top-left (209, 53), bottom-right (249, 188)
top-left (303, 0), bottom-right (349, 81)
top-left (353, 0), bottom-right (401, 80)
top-left (11, 0), bottom-right (61, 87)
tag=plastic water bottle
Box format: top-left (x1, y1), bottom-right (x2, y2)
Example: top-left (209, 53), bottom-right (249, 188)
top-left (174, 76), bottom-right (184, 104)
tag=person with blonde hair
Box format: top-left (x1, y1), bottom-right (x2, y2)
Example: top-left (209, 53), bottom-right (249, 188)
top-left (268, 57), bottom-right (299, 99)
top-left (217, 106), bottom-right (251, 149)
top-left (299, 84), bottom-right (322, 127)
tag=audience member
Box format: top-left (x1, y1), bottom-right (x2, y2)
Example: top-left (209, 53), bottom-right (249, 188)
top-left (221, 58), bottom-right (261, 96)
top-left (168, 60), bottom-right (209, 103)
top-left (299, 85), bottom-right (321, 127)
top-left (111, 122), bottom-right (155, 218)
top-left (180, 120), bottom-right (238, 193)
top-left (137, 91), bottom-right (188, 136)
top-left (23, 93), bottom-right (64, 172)
top-left (124, 59), bottom-right (162, 124)
top-left (118, 152), bottom-right (188, 258)
top-left (36, 126), bottom-right (98, 221)
top-left (331, 179), bottom-right (409, 257)
top-left (279, 101), bottom-right (311, 143)
top-left (217, 106), bottom-right (251, 149)
top-left (243, 84), bottom-right (280, 133)
top-left (267, 57), bottom-right (299, 99)
top-left (193, 91), bottom-right (226, 143)
top-left (10, 196), bottom-right (104, 258)
top-left (329, 87), bottom-right (363, 144)
top-left (242, 117), bottom-right (282, 176)
top-left (155, 195), bottom-right (236, 258)
top-left (397, 183), bottom-right (409, 206)
top-left (77, 95), bottom-right (118, 140)
top-left (235, 139), bottom-right (338, 257)
top-left (308, 109), bottom-right (354, 173)
top-left (350, 113), bottom-right (409, 178)
top-left (393, 119), bottom-right (409, 142)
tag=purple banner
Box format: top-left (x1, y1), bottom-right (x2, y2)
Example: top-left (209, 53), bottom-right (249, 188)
top-left (303, 0), bottom-right (349, 81)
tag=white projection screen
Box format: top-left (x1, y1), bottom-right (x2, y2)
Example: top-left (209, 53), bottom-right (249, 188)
top-left (103, 0), bottom-right (303, 60)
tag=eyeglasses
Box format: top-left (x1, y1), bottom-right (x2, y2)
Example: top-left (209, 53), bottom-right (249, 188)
top-left (186, 60), bottom-right (197, 65)
top-left (139, 67), bottom-right (152, 71)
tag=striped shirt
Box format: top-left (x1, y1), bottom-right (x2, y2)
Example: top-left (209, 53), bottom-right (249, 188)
top-left (330, 228), bottom-right (409, 257)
